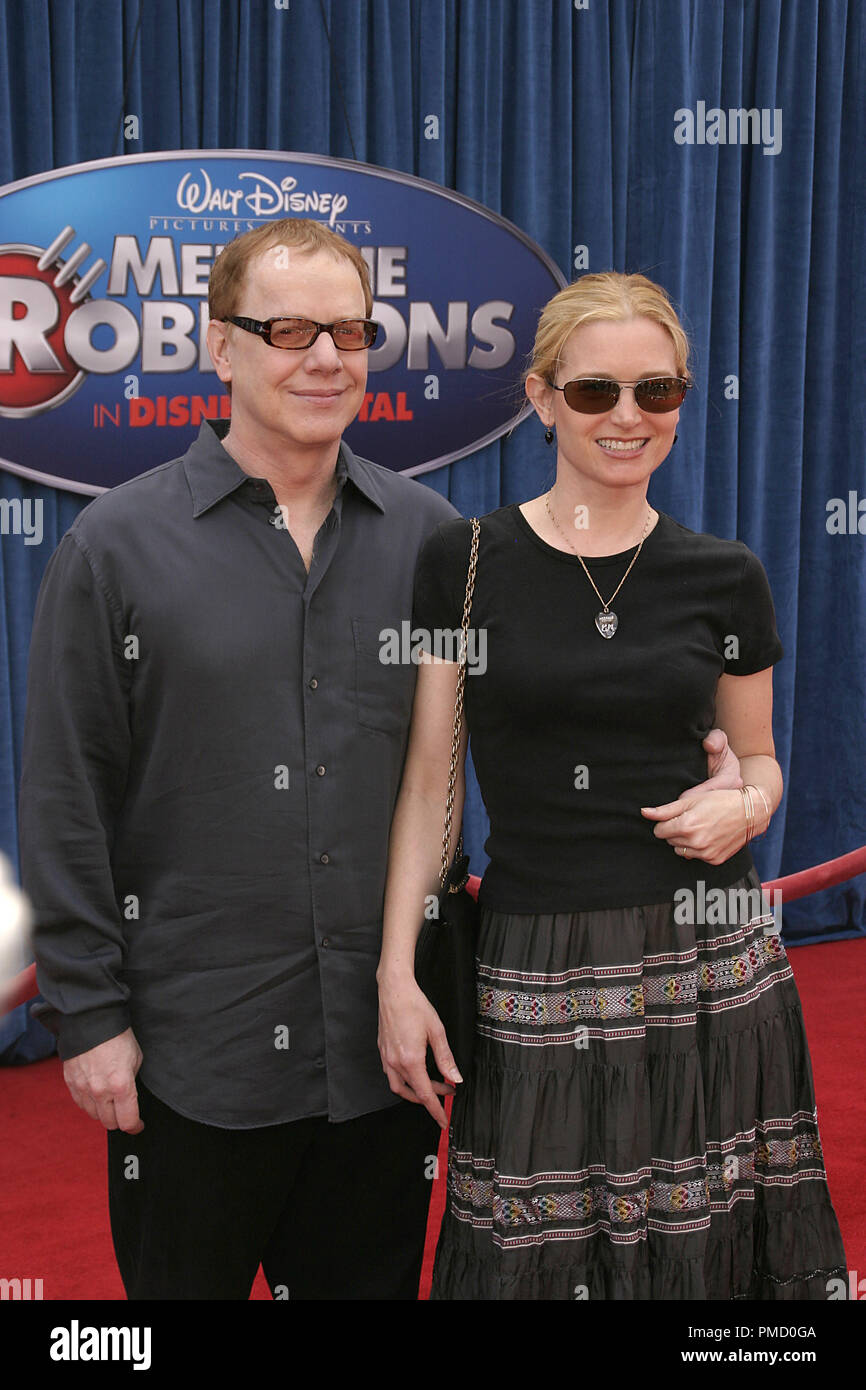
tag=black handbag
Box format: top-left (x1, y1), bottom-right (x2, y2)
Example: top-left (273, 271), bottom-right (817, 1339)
top-left (413, 516), bottom-right (481, 1081)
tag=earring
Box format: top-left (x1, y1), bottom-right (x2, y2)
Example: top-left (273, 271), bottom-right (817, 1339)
top-left (544, 426), bottom-right (554, 445)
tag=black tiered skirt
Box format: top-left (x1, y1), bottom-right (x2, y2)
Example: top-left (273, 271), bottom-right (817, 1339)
top-left (430, 868), bottom-right (847, 1300)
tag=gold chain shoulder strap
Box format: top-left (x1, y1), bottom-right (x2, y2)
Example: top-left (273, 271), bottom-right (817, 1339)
top-left (440, 516), bottom-right (480, 890)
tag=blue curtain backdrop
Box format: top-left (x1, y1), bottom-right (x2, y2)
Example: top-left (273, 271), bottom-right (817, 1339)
top-left (0, 0), bottom-right (864, 958)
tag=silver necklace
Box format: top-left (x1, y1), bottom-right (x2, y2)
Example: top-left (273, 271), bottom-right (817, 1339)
top-left (543, 491), bottom-right (653, 638)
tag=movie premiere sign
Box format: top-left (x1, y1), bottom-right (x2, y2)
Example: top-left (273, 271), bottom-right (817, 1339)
top-left (0, 151), bottom-right (565, 493)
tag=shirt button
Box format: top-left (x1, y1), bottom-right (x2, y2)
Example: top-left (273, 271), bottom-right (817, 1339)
top-left (319, 853), bottom-right (329, 864)
top-left (308, 678), bottom-right (318, 689)
top-left (316, 765), bottom-right (326, 776)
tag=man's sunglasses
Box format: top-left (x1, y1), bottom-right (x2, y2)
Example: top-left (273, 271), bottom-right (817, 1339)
top-left (227, 316), bottom-right (379, 350)
top-left (548, 376), bottom-right (692, 414)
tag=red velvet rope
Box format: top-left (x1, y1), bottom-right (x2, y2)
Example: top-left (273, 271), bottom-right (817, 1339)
top-left (761, 843), bottom-right (866, 904)
top-left (3, 962), bottom-right (37, 1014)
top-left (3, 849), bottom-right (865, 1019)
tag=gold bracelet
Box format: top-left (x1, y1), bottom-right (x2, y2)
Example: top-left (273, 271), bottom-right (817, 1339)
top-left (748, 783), bottom-right (772, 831)
top-left (740, 785), bottom-right (755, 844)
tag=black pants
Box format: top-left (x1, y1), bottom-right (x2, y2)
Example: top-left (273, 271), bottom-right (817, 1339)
top-left (107, 1082), bottom-right (440, 1300)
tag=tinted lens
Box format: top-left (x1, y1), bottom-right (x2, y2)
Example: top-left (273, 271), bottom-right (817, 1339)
top-left (562, 379), bottom-right (619, 413)
top-left (633, 378), bottom-right (687, 413)
top-left (330, 319), bottom-right (375, 348)
top-left (268, 319), bottom-right (375, 349)
top-left (269, 318), bottom-right (317, 348)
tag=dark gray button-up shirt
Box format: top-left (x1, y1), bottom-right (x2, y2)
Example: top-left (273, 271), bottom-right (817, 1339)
top-left (19, 420), bottom-right (458, 1126)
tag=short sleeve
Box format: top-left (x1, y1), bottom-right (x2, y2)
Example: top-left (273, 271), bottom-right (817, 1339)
top-left (412, 518), bottom-right (474, 645)
top-left (724, 548), bottom-right (784, 675)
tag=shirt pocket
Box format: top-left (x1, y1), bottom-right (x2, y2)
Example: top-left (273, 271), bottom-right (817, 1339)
top-left (352, 617), bottom-right (417, 737)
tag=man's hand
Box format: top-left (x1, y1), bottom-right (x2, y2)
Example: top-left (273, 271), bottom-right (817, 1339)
top-left (685, 727), bottom-right (743, 797)
top-left (62, 1027), bottom-right (144, 1133)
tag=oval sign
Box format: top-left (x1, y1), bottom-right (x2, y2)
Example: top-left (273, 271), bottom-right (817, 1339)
top-left (0, 150), bottom-right (565, 493)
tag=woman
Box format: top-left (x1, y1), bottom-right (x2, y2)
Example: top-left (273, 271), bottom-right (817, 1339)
top-left (376, 272), bottom-right (847, 1300)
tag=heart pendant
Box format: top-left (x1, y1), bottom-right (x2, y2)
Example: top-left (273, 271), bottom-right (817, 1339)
top-left (595, 609), bottom-right (618, 639)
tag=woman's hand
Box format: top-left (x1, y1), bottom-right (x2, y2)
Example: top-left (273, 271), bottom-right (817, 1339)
top-left (377, 971), bottom-right (461, 1129)
top-left (641, 787), bottom-right (752, 865)
top-left (643, 669), bottom-right (782, 863)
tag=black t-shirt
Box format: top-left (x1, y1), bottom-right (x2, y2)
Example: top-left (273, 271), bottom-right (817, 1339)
top-left (412, 504), bottom-right (784, 912)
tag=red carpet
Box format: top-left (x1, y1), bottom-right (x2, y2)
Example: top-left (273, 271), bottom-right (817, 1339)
top-left (0, 938), bottom-right (862, 1300)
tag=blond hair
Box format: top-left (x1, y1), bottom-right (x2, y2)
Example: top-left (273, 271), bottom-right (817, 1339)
top-left (525, 271), bottom-right (691, 384)
top-left (208, 218), bottom-right (373, 321)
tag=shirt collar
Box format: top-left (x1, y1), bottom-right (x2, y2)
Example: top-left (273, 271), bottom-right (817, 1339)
top-left (184, 419), bottom-right (386, 517)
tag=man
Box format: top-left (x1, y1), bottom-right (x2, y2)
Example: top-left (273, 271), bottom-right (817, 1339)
top-left (19, 218), bottom-right (740, 1300)
top-left (19, 219), bottom-right (460, 1300)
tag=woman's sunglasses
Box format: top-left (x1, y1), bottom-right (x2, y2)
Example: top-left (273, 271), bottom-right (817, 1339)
top-left (548, 376), bottom-right (692, 414)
